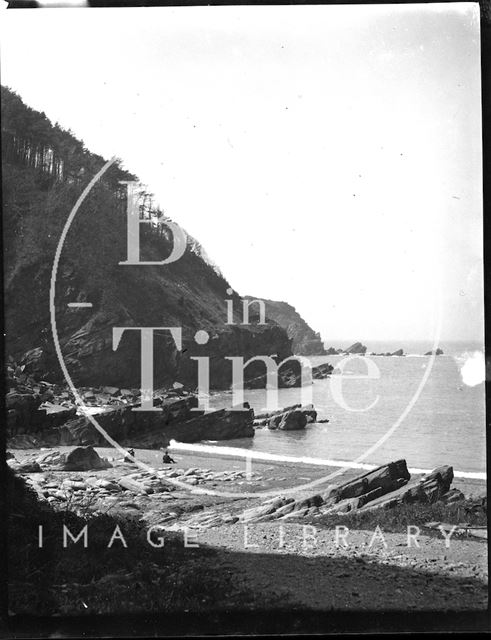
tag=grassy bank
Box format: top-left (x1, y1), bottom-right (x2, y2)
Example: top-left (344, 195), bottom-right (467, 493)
top-left (304, 499), bottom-right (487, 534)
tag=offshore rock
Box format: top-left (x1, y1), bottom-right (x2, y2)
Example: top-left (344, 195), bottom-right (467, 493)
top-left (343, 342), bottom-right (367, 355)
top-left (268, 409), bottom-right (307, 431)
top-left (245, 360), bottom-right (333, 390)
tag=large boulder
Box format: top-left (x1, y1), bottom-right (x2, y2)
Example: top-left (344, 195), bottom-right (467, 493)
top-left (390, 349), bottom-right (404, 356)
top-left (424, 348), bottom-right (444, 356)
top-left (62, 446), bottom-right (112, 471)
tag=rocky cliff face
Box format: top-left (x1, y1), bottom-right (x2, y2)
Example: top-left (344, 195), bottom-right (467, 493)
top-left (2, 87), bottom-right (293, 390)
top-left (244, 297), bottom-right (326, 355)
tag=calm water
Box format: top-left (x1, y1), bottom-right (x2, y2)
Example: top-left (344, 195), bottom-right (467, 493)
top-left (202, 342), bottom-right (486, 475)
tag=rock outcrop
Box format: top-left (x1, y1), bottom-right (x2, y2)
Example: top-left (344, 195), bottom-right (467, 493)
top-left (238, 461), bottom-right (458, 523)
top-left (6, 351), bottom-right (257, 447)
top-left (12, 400), bottom-right (255, 449)
top-left (425, 348), bottom-right (444, 356)
top-left (243, 296), bottom-right (327, 355)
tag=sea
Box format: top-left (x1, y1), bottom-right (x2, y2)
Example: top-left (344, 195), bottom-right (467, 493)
top-left (172, 341), bottom-right (487, 479)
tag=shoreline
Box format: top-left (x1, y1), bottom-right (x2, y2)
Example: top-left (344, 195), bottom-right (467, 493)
top-left (168, 440), bottom-right (487, 480)
top-left (13, 444), bottom-right (486, 498)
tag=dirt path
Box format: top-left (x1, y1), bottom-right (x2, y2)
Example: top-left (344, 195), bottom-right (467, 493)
top-left (199, 523), bottom-right (488, 610)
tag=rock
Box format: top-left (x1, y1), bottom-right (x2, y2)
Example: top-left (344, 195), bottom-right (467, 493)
top-left (343, 342), bottom-right (367, 355)
top-left (390, 349), bottom-right (404, 356)
top-left (62, 479), bottom-right (88, 490)
top-left (53, 395), bottom-right (200, 448)
top-left (421, 465), bottom-right (453, 492)
top-left (36, 450), bottom-right (66, 467)
top-left (268, 409), bottom-right (307, 431)
top-left (244, 359), bottom-right (333, 389)
top-left (441, 488), bottom-right (465, 504)
top-left (102, 386), bottom-right (120, 395)
top-left (312, 363), bottom-right (334, 379)
top-left (301, 404), bottom-right (318, 423)
top-left (240, 497), bottom-right (292, 522)
top-left (62, 446), bottom-right (112, 471)
top-left (6, 391), bottom-right (41, 412)
top-left (255, 404), bottom-right (301, 420)
top-left (424, 348), bottom-right (444, 356)
top-left (324, 347), bottom-right (339, 355)
top-left (19, 347), bottom-right (47, 376)
top-left (324, 460), bottom-right (410, 504)
top-left (6, 392), bottom-right (42, 433)
top-left (8, 434), bottom-right (41, 448)
top-left (267, 405), bottom-right (317, 430)
top-left (118, 476), bottom-right (150, 494)
top-left (165, 405), bottom-right (254, 442)
top-left (359, 465), bottom-right (455, 511)
top-left (239, 460), bottom-right (412, 523)
top-left (8, 459), bottom-right (42, 473)
top-left (242, 297), bottom-right (327, 356)
top-left (38, 403), bottom-right (77, 427)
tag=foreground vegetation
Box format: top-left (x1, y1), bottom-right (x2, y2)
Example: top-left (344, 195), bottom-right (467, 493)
top-left (6, 469), bottom-right (266, 616)
top-left (305, 499), bottom-right (487, 535)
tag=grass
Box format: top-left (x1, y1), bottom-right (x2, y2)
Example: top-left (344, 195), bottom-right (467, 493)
top-left (304, 499), bottom-right (487, 535)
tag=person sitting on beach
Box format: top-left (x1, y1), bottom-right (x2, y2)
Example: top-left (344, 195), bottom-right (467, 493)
top-left (124, 448), bottom-right (135, 463)
top-left (162, 451), bottom-right (176, 464)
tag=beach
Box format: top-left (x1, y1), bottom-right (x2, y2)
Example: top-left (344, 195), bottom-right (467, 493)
top-left (9, 444), bottom-right (488, 613)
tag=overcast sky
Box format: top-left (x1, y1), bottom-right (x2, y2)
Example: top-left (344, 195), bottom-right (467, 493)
top-left (0, 3), bottom-right (483, 343)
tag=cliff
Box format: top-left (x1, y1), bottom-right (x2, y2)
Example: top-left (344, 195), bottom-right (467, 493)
top-left (2, 86), bottom-right (293, 390)
top-left (244, 296), bottom-right (326, 355)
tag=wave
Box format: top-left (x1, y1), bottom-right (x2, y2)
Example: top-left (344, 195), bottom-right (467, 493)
top-left (168, 440), bottom-right (486, 480)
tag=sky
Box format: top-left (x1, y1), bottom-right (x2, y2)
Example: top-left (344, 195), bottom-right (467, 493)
top-left (0, 3), bottom-right (484, 343)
